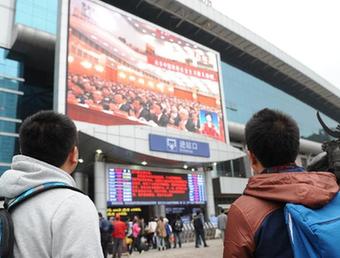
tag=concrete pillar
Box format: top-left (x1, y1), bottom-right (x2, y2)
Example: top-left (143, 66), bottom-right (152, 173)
top-left (153, 206), bottom-right (158, 217)
top-left (154, 205), bottom-right (166, 218)
top-left (210, 163), bottom-right (218, 178)
top-left (160, 205), bottom-right (166, 217)
top-left (73, 172), bottom-right (85, 192)
top-left (205, 171), bottom-right (216, 218)
top-left (83, 173), bottom-right (89, 195)
top-left (94, 158), bottom-right (106, 216)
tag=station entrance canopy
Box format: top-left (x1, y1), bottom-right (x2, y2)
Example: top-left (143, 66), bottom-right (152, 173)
top-left (76, 129), bottom-right (245, 173)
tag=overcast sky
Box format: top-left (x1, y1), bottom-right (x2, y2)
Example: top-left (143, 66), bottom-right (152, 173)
top-left (212, 0), bottom-right (340, 90)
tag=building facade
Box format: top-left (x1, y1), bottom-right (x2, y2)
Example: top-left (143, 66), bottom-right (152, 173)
top-left (0, 0), bottom-right (339, 219)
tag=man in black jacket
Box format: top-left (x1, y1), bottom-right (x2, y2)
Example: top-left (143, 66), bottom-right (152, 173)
top-left (99, 212), bottom-right (112, 257)
top-left (172, 215), bottom-right (184, 248)
top-left (193, 211), bottom-right (208, 248)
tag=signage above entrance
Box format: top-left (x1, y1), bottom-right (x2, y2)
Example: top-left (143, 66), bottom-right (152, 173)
top-left (149, 134), bottom-right (210, 158)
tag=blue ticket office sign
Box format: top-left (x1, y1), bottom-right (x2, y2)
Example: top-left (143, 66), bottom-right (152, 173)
top-left (149, 134), bottom-right (210, 158)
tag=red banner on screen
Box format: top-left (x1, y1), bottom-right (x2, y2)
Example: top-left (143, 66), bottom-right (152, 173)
top-left (132, 170), bottom-right (188, 199)
top-left (147, 55), bottom-right (219, 82)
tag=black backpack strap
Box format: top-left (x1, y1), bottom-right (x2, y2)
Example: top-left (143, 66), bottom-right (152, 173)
top-left (0, 207), bottom-right (15, 258)
top-left (5, 182), bottom-right (83, 212)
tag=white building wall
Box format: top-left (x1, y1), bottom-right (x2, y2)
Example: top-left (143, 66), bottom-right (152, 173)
top-left (205, 171), bottom-right (216, 216)
top-left (94, 160), bottom-right (107, 216)
top-left (219, 177), bottom-right (248, 194)
top-left (0, 0), bottom-right (15, 49)
top-left (76, 122), bottom-right (245, 163)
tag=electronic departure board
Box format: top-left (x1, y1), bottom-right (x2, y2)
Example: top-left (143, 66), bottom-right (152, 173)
top-left (107, 168), bottom-right (206, 205)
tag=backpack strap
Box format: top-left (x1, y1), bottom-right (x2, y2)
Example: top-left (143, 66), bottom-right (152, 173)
top-left (4, 182), bottom-right (83, 212)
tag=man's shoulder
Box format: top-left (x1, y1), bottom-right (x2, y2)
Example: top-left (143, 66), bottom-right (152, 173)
top-left (234, 194), bottom-right (281, 209)
top-left (231, 195), bottom-right (282, 232)
top-left (15, 187), bottom-right (86, 211)
top-left (58, 189), bottom-right (93, 208)
top-left (46, 187), bottom-right (87, 205)
top-left (49, 189), bottom-right (97, 218)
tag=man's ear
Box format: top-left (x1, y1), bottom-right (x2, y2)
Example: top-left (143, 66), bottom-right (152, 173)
top-left (247, 150), bottom-right (263, 175)
top-left (247, 150), bottom-right (257, 166)
top-left (60, 146), bottom-right (79, 174)
top-left (69, 146), bottom-right (79, 165)
top-left (66, 146), bottom-right (79, 174)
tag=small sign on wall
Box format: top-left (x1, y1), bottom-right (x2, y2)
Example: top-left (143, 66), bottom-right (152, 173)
top-left (149, 134), bottom-right (210, 157)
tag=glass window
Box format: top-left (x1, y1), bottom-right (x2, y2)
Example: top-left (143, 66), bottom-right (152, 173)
top-left (0, 120), bottom-right (17, 134)
top-left (15, 0), bottom-right (58, 35)
top-left (0, 48), bottom-right (22, 166)
top-left (222, 62), bottom-right (338, 143)
top-left (216, 158), bottom-right (247, 178)
top-left (216, 161), bottom-right (232, 177)
top-left (0, 135), bottom-right (18, 164)
top-left (0, 93), bottom-right (21, 118)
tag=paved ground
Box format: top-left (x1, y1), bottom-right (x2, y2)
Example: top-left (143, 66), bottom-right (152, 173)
top-left (109, 239), bottom-right (223, 258)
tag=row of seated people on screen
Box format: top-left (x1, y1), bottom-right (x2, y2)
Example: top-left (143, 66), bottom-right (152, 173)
top-left (67, 74), bottom-right (221, 137)
top-left (67, 74), bottom-right (219, 118)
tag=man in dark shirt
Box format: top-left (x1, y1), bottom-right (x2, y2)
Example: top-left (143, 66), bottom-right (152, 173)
top-left (99, 212), bottom-right (111, 258)
top-left (193, 211), bottom-right (208, 248)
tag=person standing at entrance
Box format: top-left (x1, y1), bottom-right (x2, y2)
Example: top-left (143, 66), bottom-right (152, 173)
top-left (172, 215), bottom-right (184, 248)
top-left (130, 217), bottom-right (142, 254)
top-left (112, 214), bottom-right (127, 258)
top-left (164, 219), bottom-right (172, 249)
top-left (156, 216), bottom-right (167, 251)
top-left (193, 211), bottom-right (208, 248)
top-left (217, 209), bottom-right (228, 241)
top-left (99, 212), bottom-right (112, 257)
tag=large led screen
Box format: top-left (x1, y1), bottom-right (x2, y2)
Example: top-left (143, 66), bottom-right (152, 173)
top-left (107, 168), bottom-right (206, 205)
top-left (67, 0), bottom-right (225, 142)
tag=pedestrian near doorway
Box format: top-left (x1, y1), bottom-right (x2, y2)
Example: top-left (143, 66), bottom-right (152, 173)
top-left (217, 209), bottom-right (228, 241)
top-left (172, 215), bottom-right (184, 248)
top-left (112, 214), bottom-right (127, 258)
top-left (130, 217), bottom-right (142, 254)
top-left (193, 211), bottom-right (208, 248)
top-left (156, 216), bottom-right (167, 251)
top-left (99, 212), bottom-right (112, 257)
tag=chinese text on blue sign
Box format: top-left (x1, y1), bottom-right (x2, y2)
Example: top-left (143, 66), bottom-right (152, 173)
top-left (149, 134), bottom-right (210, 157)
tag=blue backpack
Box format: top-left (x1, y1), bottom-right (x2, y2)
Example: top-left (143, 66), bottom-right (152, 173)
top-left (0, 182), bottom-right (82, 258)
top-left (285, 192), bottom-right (340, 258)
top-left (166, 223), bottom-right (172, 236)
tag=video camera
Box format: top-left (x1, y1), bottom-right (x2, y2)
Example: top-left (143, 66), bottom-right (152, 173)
top-left (307, 112), bottom-right (340, 182)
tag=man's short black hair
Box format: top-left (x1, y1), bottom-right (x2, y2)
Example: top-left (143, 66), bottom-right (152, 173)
top-left (245, 108), bottom-right (300, 168)
top-left (19, 110), bottom-right (78, 168)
